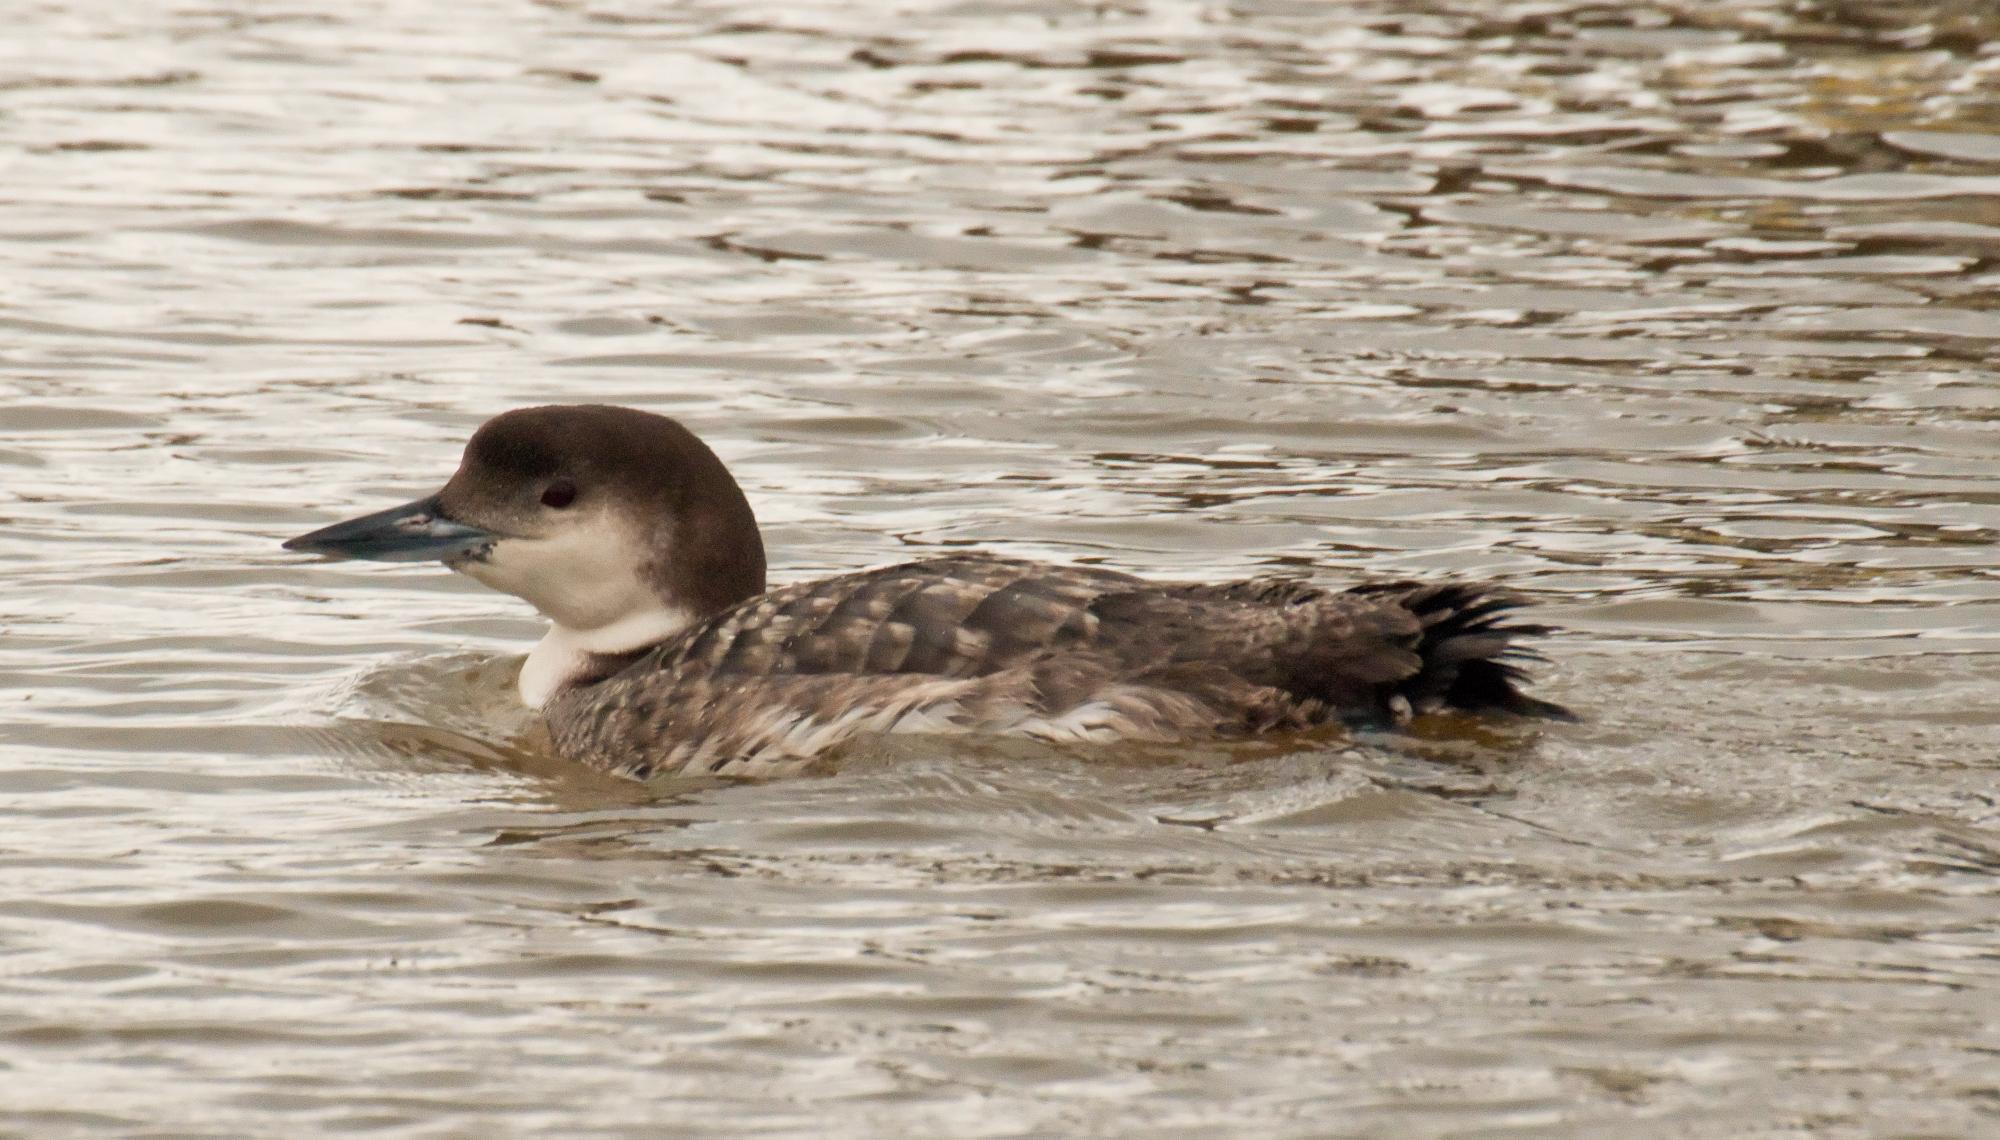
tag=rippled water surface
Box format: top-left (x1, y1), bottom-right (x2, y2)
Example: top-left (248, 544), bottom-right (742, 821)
top-left (5, 1), bottom-right (2000, 1135)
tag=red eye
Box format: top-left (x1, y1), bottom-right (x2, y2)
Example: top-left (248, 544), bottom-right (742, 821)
top-left (540, 480), bottom-right (577, 509)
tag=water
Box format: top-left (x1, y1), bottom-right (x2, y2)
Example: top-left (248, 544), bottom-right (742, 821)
top-left (4, 1), bottom-right (1999, 1135)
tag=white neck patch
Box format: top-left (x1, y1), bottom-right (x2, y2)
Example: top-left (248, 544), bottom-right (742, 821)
top-left (443, 514), bottom-right (696, 709)
top-left (517, 607), bottom-right (693, 710)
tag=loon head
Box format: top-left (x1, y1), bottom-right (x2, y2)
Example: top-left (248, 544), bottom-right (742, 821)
top-left (285, 404), bottom-right (767, 707)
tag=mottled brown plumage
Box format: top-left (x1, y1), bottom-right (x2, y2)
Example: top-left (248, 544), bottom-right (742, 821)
top-left (548, 553), bottom-right (1567, 779)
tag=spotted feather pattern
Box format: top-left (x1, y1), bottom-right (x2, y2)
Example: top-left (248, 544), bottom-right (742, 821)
top-left (543, 554), bottom-right (1565, 779)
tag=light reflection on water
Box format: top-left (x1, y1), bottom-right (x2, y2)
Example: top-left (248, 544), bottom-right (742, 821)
top-left (3, 1), bottom-right (1999, 1135)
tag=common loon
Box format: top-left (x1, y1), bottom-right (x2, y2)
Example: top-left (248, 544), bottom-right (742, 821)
top-left (285, 405), bottom-right (1568, 779)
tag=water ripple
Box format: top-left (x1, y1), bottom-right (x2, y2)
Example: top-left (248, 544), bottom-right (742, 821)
top-left (3, 0), bottom-right (1999, 1135)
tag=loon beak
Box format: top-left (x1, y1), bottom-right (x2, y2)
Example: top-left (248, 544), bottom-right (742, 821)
top-left (283, 493), bottom-right (497, 563)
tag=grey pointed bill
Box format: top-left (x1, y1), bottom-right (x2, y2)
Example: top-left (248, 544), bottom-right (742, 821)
top-left (283, 494), bottom-right (496, 563)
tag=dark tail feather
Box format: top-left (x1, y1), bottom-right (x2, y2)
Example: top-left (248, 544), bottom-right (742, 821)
top-left (1350, 582), bottom-right (1573, 722)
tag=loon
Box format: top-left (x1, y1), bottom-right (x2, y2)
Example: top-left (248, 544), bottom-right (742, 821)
top-left (284, 405), bottom-right (1568, 780)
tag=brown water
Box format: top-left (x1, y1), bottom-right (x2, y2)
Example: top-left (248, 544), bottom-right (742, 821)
top-left (4, 1), bottom-right (1999, 1135)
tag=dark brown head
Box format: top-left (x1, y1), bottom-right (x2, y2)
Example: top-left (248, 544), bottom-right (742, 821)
top-left (436, 405), bottom-right (765, 624)
top-left (287, 404), bottom-right (767, 633)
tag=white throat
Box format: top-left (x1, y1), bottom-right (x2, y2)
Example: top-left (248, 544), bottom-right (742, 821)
top-left (518, 607), bottom-right (693, 710)
top-left (441, 517), bottom-right (696, 710)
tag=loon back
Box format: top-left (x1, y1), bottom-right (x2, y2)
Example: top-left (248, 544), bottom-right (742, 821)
top-left (545, 554), bottom-right (1567, 780)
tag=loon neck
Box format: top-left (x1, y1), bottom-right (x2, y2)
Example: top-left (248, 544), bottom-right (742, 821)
top-left (518, 607), bottom-right (693, 709)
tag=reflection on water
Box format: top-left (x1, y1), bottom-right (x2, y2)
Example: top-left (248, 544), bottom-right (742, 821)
top-left (3, 0), bottom-right (1999, 1135)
